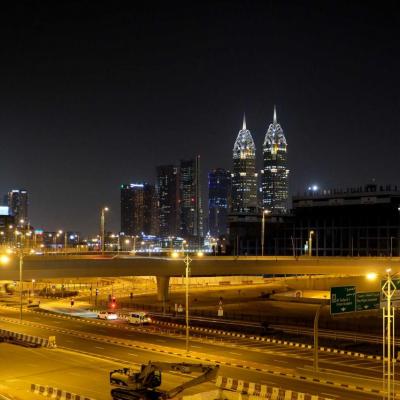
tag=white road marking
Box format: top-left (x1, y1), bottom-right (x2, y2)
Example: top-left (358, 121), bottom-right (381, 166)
top-left (156, 339), bottom-right (166, 343)
top-left (229, 352), bottom-right (242, 356)
top-left (128, 353), bottom-right (139, 357)
top-left (273, 359), bottom-right (288, 363)
top-left (95, 346), bottom-right (104, 349)
top-left (190, 345), bottom-right (202, 349)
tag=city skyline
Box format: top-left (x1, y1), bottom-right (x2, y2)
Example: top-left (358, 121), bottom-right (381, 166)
top-left (0, 2), bottom-right (399, 234)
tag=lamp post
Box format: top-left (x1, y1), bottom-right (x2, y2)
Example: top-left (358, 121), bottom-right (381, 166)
top-left (261, 210), bottom-right (271, 257)
top-left (171, 250), bottom-right (203, 354)
top-left (100, 207), bottom-right (109, 254)
top-left (308, 230), bottom-right (315, 257)
top-left (390, 236), bottom-right (395, 258)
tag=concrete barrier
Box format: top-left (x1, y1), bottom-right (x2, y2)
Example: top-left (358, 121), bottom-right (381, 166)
top-left (0, 328), bottom-right (56, 348)
top-left (31, 383), bottom-right (95, 400)
top-left (216, 376), bottom-right (333, 399)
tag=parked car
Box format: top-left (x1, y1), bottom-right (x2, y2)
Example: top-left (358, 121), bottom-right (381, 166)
top-left (127, 312), bottom-right (152, 325)
top-left (97, 311), bottom-right (118, 320)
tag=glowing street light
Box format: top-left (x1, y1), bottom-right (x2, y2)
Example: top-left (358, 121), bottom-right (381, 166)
top-left (261, 209), bottom-right (271, 256)
top-left (0, 254), bottom-right (10, 265)
top-left (308, 230), bottom-right (315, 257)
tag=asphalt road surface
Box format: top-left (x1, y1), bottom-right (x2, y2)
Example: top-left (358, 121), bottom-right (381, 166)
top-left (0, 305), bottom-right (388, 400)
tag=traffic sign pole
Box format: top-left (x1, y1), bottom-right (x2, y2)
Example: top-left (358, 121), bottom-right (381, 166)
top-left (382, 272), bottom-right (397, 400)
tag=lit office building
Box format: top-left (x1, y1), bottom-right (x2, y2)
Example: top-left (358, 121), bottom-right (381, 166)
top-left (156, 165), bottom-right (180, 237)
top-left (180, 156), bottom-right (203, 240)
top-left (208, 168), bottom-right (231, 237)
top-left (120, 183), bottom-right (158, 236)
top-left (231, 115), bottom-right (258, 213)
top-left (8, 189), bottom-right (28, 225)
top-left (262, 106), bottom-right (289, 213)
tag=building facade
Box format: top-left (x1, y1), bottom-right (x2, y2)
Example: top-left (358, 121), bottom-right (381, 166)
top-left (231, 115), bottom-right (258, 213)
top-left (208, 168), bottom-right (231, 237)
top-left (8, 189), bottom-right (28, 225)
top-left (228, 183), bottom-right (400, 257)
top-left (262, 106), bottom-right (289, 213)
top-left (156, 165), bottom-right (180, 237)
top-left (120, 183), bottom-right (158, 236)
top-left (180, 156), bottom-right (203, 241)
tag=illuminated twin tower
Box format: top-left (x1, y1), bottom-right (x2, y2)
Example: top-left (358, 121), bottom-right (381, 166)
top-left (231, 107), bottom-right (289, 214)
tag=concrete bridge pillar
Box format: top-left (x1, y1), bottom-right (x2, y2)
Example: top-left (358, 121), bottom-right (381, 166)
top-left (156, 276), bottom-right (170, 302)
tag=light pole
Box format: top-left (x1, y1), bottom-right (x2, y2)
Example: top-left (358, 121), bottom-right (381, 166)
top-left (100, 206), bottom-right (109, 254)
top-left (308, 230), bottom-right (315, 257)
top-left (261, 210), bottom-right (271, 256)
top-left (171, 250), bottom-right (203, 354)
top-left (390, 236), bottom-right (395, 258)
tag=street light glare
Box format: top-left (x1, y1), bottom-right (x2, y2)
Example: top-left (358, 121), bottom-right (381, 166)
top-left (366, 272), bottom-right (378, 281)
top-left (197, 251), bottom-right (204, 257)
top-left (171, 252), bottom-right (179, 258)
top-left (0, 255), bottom-right (10, 265)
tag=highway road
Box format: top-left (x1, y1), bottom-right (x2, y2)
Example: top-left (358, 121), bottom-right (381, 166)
top-left (0, 304), bottom-right (389, 399)
top-left (0, 343), bottom-right (216, 400)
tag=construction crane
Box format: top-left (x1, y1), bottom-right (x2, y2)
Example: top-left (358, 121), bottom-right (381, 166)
top-left (110, 361), bottom-right (219, 400)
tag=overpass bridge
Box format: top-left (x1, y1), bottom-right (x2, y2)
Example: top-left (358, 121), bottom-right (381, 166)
top-left (0, 254), bottom-right (398, 300)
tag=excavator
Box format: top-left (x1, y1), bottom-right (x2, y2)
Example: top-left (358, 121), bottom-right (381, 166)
top-left (110, 361), bottom-right (219, 400)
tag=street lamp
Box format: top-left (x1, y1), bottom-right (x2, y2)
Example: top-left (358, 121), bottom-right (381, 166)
top-left (390, 236), bottom-right (395, 258)
top-left (308, 230), bottom-right (315, 257)
top-left (100, 206), bottom-right (109, 254)
top-left (171, 248), bottom-right (203, 354)
top-left (261, 210), bottom-right (271, 257)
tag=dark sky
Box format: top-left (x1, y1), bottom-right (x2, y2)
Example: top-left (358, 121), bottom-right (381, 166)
top-left (0, 1), bottom-right (399, 235)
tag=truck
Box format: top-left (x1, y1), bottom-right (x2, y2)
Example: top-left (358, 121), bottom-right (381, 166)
top-left (110, 361), bottom-right (219, 400)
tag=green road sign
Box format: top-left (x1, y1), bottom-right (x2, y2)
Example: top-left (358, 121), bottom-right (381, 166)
top-left (330, 286), bottom-right (356, 314)
top-left (356, 291), bottom-right (380, 311)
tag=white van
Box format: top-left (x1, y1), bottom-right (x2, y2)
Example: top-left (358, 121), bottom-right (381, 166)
top-left (128, 311), bottom-right (152, 325)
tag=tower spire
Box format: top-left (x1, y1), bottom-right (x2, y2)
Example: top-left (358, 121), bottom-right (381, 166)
top-left (242, 113), bottom-right (246, 130)
top-left (273, 105), bottom-right (277, 124)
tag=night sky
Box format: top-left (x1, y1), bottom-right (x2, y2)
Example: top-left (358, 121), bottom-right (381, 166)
top-left (0, 1), bottom-right (399, 235)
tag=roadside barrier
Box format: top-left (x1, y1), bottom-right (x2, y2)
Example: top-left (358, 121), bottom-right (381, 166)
top-left (31, 383), bottom-right (95, 400)
top-left (216, 376), bottom-right (332, 400)
top-left (151, 319), bottom-right (392, 362)
top-left (0, 328), bottom-right (56, 348)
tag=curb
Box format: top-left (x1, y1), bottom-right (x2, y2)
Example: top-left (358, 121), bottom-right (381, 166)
top-left (216, 376), bottom-right (333, 399)
top-left (30, 383), bottom-right (95, 400)
top-left (151, 319), bottom-right (392, 362)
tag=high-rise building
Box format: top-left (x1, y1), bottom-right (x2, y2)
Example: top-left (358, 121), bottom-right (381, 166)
top-left (156, 165), bottom-right (180, 237)
top-left (261, 106), bottom-right (289, 213)
top-left (231, 115), bottom-right (258, 213)
top-left (208, 168), bottom-right (231, 237)
top-left (120, 183), bottom-right (158, 236)
top-left (8, 189), bottom-right (28, 225)
top-left (180, 156), bottom-right (203, 240)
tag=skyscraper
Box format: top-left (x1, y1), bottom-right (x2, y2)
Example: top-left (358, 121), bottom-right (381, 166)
top-left (231, 115), bottom-right (258, 213)
top-left (8, 189), bottom-right (28, 225)
top-left (120, 183), bottom-right (158, 236)
top-left (180, 156), bottom-right (203, 240)
top-left (262, 106), bottom-right (289, 213)
top-left (156, 165), bottom-right (180, 237)
top-left (208, 168), bottom-right (231, 237)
